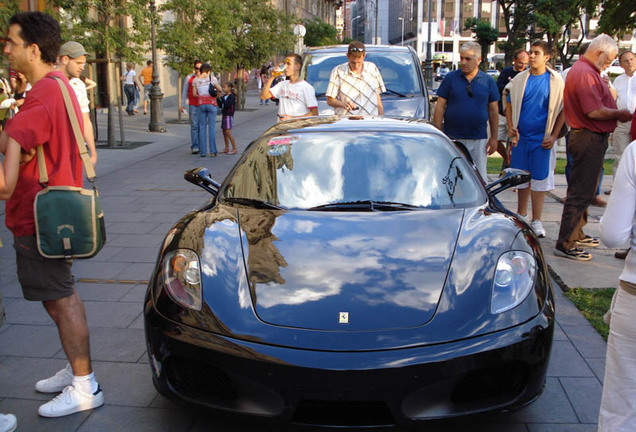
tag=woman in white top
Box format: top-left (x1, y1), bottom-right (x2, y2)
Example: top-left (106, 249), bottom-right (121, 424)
top-left (192, 63), bottom-right (222, 157)
top-left (597, 140), bottom-right (636, 432)
top-left (120, 62), bottom-right (141, 116)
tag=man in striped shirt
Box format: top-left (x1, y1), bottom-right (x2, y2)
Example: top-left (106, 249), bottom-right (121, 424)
top-left (326, 41), bottom-right (385, 116)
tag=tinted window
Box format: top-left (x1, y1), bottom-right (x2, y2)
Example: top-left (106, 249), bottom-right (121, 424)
top-left (223, 132), bottom-right (484, 210)
top-left (303, 51), bottom-right (422, 96)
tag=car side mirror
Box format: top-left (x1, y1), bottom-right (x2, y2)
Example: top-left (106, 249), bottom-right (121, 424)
top-left (184, 167), bottom-right (220, 196)
top-left (486, 168), bottom-right (531, 196)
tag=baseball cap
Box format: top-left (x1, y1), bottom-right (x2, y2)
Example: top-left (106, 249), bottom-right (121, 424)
top-left (59, 41), bottom-right (88, 59)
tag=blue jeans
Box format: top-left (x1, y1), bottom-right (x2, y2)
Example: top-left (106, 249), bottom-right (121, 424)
top-left (124, 84), bottom-right (135, 114)
top-left (198, 103), bottom-right (217, 156)
top-left (188, 105), bottom-right (200, 151)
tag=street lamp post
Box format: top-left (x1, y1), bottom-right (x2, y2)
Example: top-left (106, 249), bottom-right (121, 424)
top-left (148, 0), bottom-right (166, 133)
top-left (398, 17), bottom-right (404, 45)
top-left (374, 0), bottom-right (378, 44)
top-left (424, 0), bottom-right (433, 89)
top-left (351, 15), bottom-right (361, 40)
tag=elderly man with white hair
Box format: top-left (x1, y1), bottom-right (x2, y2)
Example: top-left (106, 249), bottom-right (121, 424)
top-left (433, 41), bottom-right (500, 181)
top-left (554, 34), bottom-right (632, 261)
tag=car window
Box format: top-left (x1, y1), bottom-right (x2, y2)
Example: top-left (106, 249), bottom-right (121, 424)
top-left (223, 132), bottom-right (484, 210)
top-left (303, 51), bottom-right (422, 96)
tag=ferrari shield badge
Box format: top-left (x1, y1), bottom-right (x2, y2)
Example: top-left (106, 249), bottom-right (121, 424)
top-left (339, 312), bottom-right (349, 324)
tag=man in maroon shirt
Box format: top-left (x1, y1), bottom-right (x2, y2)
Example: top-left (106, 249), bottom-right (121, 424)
top-left (554, 34), bottom-right (632, 261)
top-left (0, 12), bottom-right (104, 417)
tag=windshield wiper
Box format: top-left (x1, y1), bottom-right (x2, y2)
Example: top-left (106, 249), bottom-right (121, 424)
top-left (308, 200), bottom-right (417, 211)
top-left (383, 88), bottom-right (411, 98)
top-left (223, 197), bottom-right (286, 210)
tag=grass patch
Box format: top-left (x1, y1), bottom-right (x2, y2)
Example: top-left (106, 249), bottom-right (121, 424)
top-left (563, 287), bottom-right (615, 341)
top-left (487, 157), bottom-right (614, 175)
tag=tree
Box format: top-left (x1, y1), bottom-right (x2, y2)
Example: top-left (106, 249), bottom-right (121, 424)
top-left (0, 0), bottom-right (25, 72)
top-left (303, 18), bottom-right (339, 47)
top-left (158, 0), bottom-right (237, 121)
top-left (464, 17), bottom-right (499, 70)
top-left (498, 0), bottom-right (533, 66)
top-left (532, 0), bottom-right (593, 68)
top-left (225, 0), bottom-right (294, 110)
top-left (588, 0), bottom-right (636, 38)
top-left (50, 0), bottom-right (151, 147)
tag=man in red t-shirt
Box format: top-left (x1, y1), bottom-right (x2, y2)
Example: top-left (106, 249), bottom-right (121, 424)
top-left (0, 11), bottom-right (104, 418)
top-left (554, 34), bottom-right (632, 261)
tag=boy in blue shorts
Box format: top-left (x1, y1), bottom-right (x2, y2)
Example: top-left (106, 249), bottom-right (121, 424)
top-left (505, 40), bottom-right (566, 238)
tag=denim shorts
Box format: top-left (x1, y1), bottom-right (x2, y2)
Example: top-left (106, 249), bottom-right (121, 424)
top-left (14, 235), bottom-right (74, 301)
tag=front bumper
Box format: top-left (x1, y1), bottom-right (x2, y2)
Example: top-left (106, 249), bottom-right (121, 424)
top-left (145, 297), bottom-right (554, 427)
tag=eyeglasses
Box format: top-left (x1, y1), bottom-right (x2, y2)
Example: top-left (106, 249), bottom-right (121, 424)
top-left (466, 83), bottom-right (473, 97)
top-left (348, 47), bottom-right (365, 53)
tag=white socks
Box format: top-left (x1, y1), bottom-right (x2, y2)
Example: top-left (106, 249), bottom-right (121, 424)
top-left (72, 372), bottom-right (99, 394)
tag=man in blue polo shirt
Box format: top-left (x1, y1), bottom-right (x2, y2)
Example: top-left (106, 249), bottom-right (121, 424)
top-left (434, 41), bottom-right (499, 180)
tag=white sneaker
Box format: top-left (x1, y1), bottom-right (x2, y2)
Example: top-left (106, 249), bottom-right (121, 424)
top-left (35, 364), bottom-right (73, 393)
top-left (0, 414), bottom-right (17, 432)
top-left (38, 385), bottom-right (104, 418)
top-left (530, 220), bottom-right (546, 238)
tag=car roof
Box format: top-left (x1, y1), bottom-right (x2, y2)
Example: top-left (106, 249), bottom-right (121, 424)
top-left (303, 44), bottom-right (414, 55)
top-left (262, 116), bottom-right (445, 137)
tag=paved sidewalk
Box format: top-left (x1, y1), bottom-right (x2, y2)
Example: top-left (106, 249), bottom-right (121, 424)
top-left (0, 91), bottom-right (623, 431)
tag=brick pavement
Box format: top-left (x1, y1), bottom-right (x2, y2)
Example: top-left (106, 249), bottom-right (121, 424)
top-left (0, 91), bottom-right (624, 431)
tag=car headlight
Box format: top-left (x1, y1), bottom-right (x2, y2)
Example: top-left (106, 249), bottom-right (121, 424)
top-left (162, 249), bottom-right (202, 311)
top-left (491, 251), bottom-right (536, 314)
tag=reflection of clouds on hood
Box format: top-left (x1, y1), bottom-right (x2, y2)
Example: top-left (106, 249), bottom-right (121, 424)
top-left (256, 242), bottom-right (379, 308)
top-left (451, 208), bottom-right (507, 296)
top-left (255, 211), bottom-right (462, 311)
top-left (279, 139), bottom-right (345, 207)
top-left (201, 222), bottom-right (240, 278)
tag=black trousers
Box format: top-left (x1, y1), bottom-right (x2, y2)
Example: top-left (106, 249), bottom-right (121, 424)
top-left (556, 128), bottom-right (609, 250)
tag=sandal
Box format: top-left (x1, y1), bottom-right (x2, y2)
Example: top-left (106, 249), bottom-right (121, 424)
top-left (554, 246), bottom-right (592, 261)
top-left (227, 149), bottom-right (238, 155)
top-left (222, 149), bottom-right (229, 154)
top-left (576, 235), bottom-right (600, 248)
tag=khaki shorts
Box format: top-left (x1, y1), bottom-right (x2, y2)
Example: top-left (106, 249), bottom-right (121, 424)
top-left (14, 235), bottom-right (75, 301)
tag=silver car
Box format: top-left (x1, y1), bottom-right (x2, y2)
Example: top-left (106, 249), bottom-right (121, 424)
top-left (301, 44), bottom-right (430, 120)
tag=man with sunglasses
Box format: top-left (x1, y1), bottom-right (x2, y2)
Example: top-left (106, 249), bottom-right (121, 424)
top-left (433, 41), bottom-right (499, 181)
top-left (326, 41), bottom-right (385, 116)
top-left (181, 60), bottom-right (203, 153)
top-left (505, 40), bottom-right (565, 239)
top-left (261, 53), bottom-right (318, 121)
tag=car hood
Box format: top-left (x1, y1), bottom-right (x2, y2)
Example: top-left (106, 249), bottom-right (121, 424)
top-left (317, 96), bottom-right (427, 119)
top-left (238, 209), bottom-right (463, 331)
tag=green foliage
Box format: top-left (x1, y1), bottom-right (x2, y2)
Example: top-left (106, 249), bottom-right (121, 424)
top-left (0, 0), bottom-right (21, 35)
top-left (564, 288), bottom-right (614, 341)
top-left (158, 0), bottom-right (292, 76)
top-left (592, 0), bottom-right (636, 37)
top-left (464, 17), bottom-right (499, 69)
top-left (532, 0), bottom-right (589, 67)
top-left (497, 0), bottom-right (533, 66)
top-left (303, 18), bottom-right (339, 47)
top-left (49, 0), bottom-right (151, 63)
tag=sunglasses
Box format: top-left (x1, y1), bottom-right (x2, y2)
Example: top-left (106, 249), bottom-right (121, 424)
top-left (466, 83), bottom-right (473, 97)
top-left (194, 67), bottom-right (201, 71)
top-left (284, 59), bottom-right (293, 65)
top-left (348, 47), bottom-right (365, 53)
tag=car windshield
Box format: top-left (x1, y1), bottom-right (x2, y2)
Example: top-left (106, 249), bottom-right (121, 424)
top-left (303, 51), bottom-right (422, 96)
top-left (222, 132), bottom-right (485, 210)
